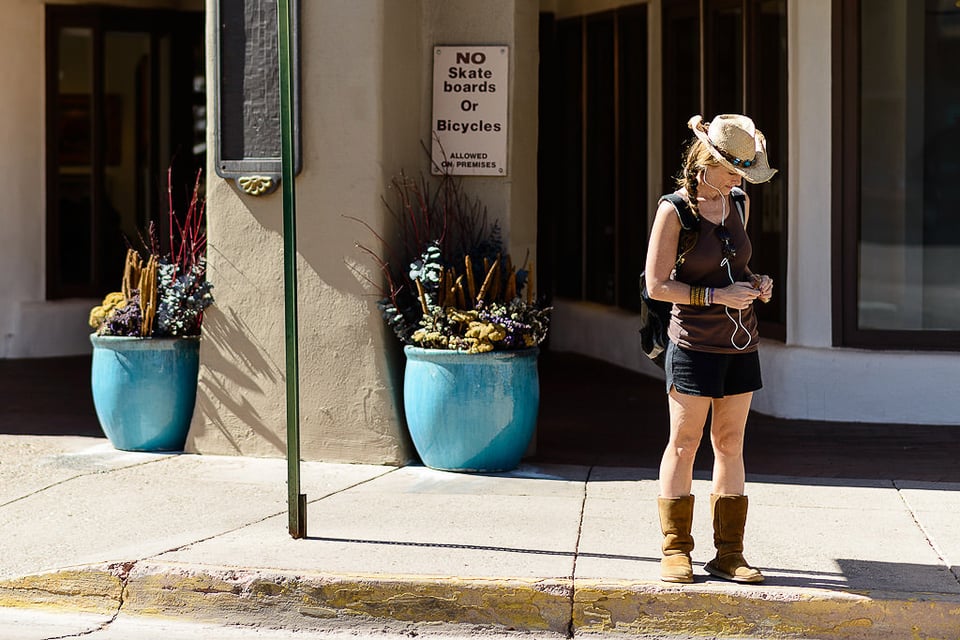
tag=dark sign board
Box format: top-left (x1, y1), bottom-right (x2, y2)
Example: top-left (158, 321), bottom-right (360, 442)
top-left (213, 0), bottom-right (301, 195)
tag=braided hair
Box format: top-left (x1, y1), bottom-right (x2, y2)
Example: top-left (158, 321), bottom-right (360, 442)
top-left (675, 138), bottom-right (719, 219)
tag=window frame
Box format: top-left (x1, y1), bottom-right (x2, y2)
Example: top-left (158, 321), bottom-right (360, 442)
top-left (833, 0), bottom-right (960, 350)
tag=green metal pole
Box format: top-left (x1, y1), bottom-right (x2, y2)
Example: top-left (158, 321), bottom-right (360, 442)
top-left (278, 0), bottom-right (306, 539)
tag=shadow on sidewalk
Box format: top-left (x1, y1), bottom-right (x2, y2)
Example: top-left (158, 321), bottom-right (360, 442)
top-left (0, 356), bottom-right (102, 437)
top-left (3, 350), bottom-right (959, 483)
top-left (533, 349), bottom-right (960, 484)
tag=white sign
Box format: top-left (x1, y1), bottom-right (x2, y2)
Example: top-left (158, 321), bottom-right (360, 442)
top-left (432, 46), bottom-right (509, 176)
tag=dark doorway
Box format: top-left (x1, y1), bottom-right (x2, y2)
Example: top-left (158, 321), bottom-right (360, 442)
top-left (45, 5), bottom-right (205, 301)
top-left (538, 6), bottom-right (649, 313)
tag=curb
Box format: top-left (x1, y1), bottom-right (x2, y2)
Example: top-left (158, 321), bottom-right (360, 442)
top-left (1, 563), bottom-right (574, 635)
top-left (122, 564), bottom-right (573, 634)
top-left (0, 566), bottom-right (125, 616)
top-left (573, 580), bottom-right (960, 639)
top-left (2, 564), bottom-right (959, 638)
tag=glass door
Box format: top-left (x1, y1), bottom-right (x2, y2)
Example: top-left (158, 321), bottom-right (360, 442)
top-left (46, 6), bottom-right (204, 299)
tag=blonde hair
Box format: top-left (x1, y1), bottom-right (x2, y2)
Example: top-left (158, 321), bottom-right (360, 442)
top-left (674, 138), bottom-right (721, 217)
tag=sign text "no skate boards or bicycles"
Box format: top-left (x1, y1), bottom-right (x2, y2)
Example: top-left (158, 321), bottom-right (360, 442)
top-left (432, 46), bottom-right (508, 176)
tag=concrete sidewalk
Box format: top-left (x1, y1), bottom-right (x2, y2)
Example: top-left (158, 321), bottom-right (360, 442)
top-left (0, 434), bottom-right (958, 638)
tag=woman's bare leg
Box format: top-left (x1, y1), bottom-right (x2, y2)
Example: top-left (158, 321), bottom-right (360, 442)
top-left (708, 392), bottom-right (753, 495)
top-left (659, 388), bottom-right (712, 497)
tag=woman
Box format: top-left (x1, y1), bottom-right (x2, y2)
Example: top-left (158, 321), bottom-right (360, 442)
top-left (645, 114), bottom-right (776, 584)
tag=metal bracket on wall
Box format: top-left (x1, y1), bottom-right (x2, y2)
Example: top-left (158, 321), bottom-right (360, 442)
top-left (236, 175), bottom-right (280, 196)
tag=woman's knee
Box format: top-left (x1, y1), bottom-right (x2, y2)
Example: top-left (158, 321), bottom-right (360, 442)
top-left (710, 397), bottom-right (750, 458)
top-left (711, 429), bottom-right (744, 458)
top-left (666, 432), bottom-right (702, 461)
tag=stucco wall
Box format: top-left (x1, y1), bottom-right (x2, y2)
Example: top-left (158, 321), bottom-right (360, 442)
top-left (189, 0), bottom-right (541, 461)
top-left (0, 1), bottom-right (45, 358)
top-left (420, 0), bottom-right (539, 282)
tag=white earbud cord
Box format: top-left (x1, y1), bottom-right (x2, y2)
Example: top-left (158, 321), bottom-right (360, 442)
top-left (721, 258), bottom-right (751, 351)
top-left (702, 174), bottom-right (751, 351)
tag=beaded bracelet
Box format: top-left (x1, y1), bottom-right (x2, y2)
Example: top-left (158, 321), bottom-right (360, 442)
top-left (689, 286), bottom-right (714, 307)
top-left (690, 286), bottom-right (706, 307)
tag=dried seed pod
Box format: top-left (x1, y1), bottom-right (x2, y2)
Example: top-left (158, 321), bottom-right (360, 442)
top-left (455, 275), bottom-right (467, 309)
top-left (122, 249), bottom-right (142, 301)
top-left (489, 254), bottom-right (502, 302)
top-left (415, 278), bottom-right (430, 315)
top-left (464, 255), bottom-right (477, 306)
top-left (504, 267), bottom-right (516, 301)
top-left (138, 255), bottom-right (158, 336)
top-left (445, 268), bottom-right (458, 308)
top-left (527, 262), bottom-right (535, 305)
top-left (476, 257), bottom-right (500, 304)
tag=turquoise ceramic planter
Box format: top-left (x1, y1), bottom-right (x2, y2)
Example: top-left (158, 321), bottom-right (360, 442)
top-left (403, 346), bottom-right (540, 472)
top-left (90, 334), bottom-right (200, 452)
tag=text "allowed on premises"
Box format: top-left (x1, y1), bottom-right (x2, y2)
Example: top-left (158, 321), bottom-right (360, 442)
top-left (432, 46), bottom-right (508, 176)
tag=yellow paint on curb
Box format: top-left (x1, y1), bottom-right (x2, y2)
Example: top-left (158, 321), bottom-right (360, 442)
top-left (0, 568), bottom-right (122, 616)
top-left (121, 567), bottom-right (574, 634)
top-left (573, 579), bottom-right (960, 639)
top-left (3, 566), bottom-right (960, 639)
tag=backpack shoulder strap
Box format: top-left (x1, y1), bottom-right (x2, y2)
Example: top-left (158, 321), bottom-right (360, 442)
top-left (658, 193), bottom-right (699, 231)
top-left (730, 187), bottom-right (746, 226)
top-left (658, 193), bottom-right (700, 268)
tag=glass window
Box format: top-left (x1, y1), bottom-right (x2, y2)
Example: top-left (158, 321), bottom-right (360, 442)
top-left (661, 0), bottom-right (700, 195)
top-left (549, 17), bottom-right (584, 300)
top-left (617, 7), bottom-right (649, 311)
top-left (745, 0), bottom-right (788, 335)
top-left (662, 0), bottom-right (788, 336)
top-left (54, 27), bottom-right (95, 289)
top-left (858, 0), bottom-right (960, 332)
top-left (104, 31), bottom-right (152, 258)
top-left (541, 1), bottom-right (785, 321)
top-left (540, 6), bottom-right (649, 310)
top-left (585, 15), bottom-right (616, 305)
top-left (704, 0), bottom-right (744, 117)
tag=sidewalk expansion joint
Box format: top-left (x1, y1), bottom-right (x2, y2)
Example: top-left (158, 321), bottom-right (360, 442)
top-left (894, 479), bottom-right (960, 586)
top-left (566, 465), bottom-right (593, 638)
top-left (305, 465), bottom-right (400, 506)
top-left (148, 468), bottom-right (403, 562)
top-left (0, 457), bottom-right (174, 510)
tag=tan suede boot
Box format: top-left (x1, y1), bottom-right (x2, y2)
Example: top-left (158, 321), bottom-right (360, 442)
top-left (704, 494), bottom-right (764, 583)
top-left (658, 495), bottom-right (695, 583)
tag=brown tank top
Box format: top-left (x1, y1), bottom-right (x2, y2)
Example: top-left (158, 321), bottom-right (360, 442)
top-left (666, 193), bottom-right (759, 353)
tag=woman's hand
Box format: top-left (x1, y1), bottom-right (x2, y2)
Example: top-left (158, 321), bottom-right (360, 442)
top-left (750, 274), bottom-right (774, 303)
top-left (715, 282), bottom-right (762, 310)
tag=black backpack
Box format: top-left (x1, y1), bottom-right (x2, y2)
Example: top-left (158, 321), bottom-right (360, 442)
top-left (639, 189), bottom-right (746, 368)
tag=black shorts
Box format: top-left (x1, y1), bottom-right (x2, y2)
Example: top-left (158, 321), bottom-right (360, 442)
top-left (665, 341), bottom-right (763, 398)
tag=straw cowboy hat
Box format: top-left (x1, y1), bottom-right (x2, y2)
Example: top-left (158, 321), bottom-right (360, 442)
top-left (688, 114), bottom-right (777, 184)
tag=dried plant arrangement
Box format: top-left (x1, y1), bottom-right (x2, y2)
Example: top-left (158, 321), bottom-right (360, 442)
top-left (89, 168), bottom-right (214, 338)
top-left (352, 171), bottom-right (550, 354)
